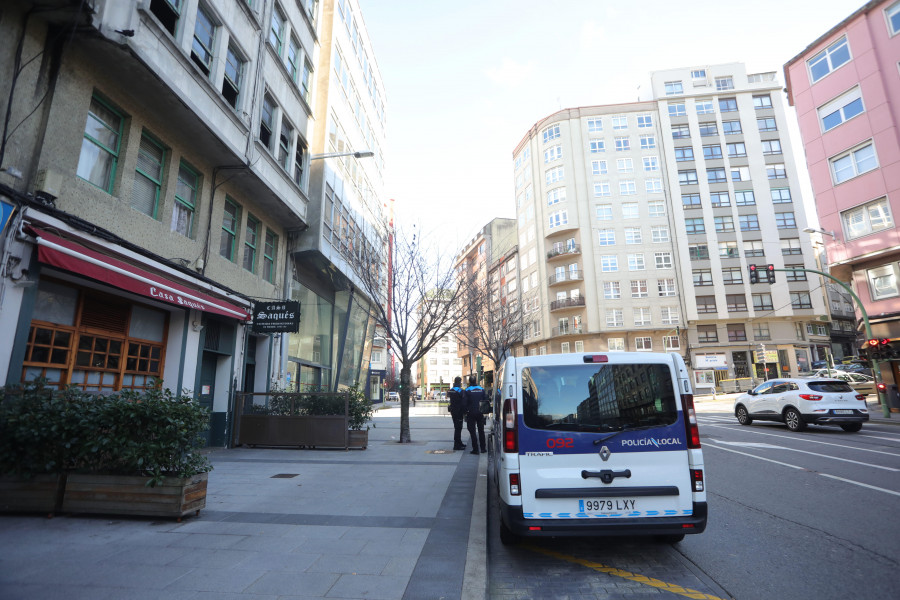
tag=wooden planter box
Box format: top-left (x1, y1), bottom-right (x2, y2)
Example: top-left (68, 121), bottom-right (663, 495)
top-left (62, 472), bottom-right (208, 519)
top-left (348, 429), bottom-right (368, 449)
top-left (0, 474), bottom-right (65, 515)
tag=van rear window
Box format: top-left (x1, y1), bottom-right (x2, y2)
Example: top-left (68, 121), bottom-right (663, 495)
top-left (521, 364), bottom-right (678, 432)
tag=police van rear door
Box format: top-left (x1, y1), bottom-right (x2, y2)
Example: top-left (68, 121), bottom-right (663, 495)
top-left (516, 354), bottom-right (693, 521)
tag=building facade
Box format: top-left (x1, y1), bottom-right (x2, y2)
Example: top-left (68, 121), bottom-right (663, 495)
top-left (784, 0), bottom-right (900, 386)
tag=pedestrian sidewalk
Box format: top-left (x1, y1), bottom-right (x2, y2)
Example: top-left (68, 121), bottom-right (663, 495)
top-left (0, 407), bottom-right (487, 600)
top-left (693, 392), bottom-right (900, 426)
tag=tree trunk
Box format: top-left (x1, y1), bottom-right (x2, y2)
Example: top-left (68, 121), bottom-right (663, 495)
top-left (399, 365), bottom-right (412, 442)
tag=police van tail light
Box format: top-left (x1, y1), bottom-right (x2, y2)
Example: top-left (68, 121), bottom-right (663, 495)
top-left (690, 469), bottom-right (704, 493)
top-left (509, 473), bottom-right (521, 496)
top-left (503, 398), bottom-right (518, 453)
top-left (681, 394), bottom-right (701, 449)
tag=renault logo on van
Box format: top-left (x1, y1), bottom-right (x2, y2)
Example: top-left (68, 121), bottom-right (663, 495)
top-left (620, 437), bottom-right (683, 448)
top-left (599, 446), bottom-right (611, 461)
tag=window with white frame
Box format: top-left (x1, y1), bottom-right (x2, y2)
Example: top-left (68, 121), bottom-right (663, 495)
top-left (603, 281), bottom-right (621, 299)
top-left (594, 181), bottom-right (611, 197)
top-left (590, 140), bottom-right (605, 153)
top-left (546, 166), bottom-right (564, 185)
top-left (597, 229), bottom-right (616, 246)
top-left (619, 180), bottom-right (636, 195)
top-left (715, 76), bottom-right (734, 91)
top-left (661, 307), bottom-right (679, 325)
top-left (612, 115), bottom-right (628, 129)
top-left (637, 114), bottom-right (653, 128)
top-left (658, 278), bottom-right (676, 296)
top-left (867, 263), bottom-right (900, 300)
top-left (560, 342), bottom-right (570, 353)
top-left (664, 335), bottom-right (680, 350)
top-left (625, 227), bottom-right (642, 244)
top-left (587, 117), bottom-right (602, 132)
top-left (665, 81), bottom-right (684, 95)
top-left (617, 158), bottom-right (634, 173)
top-left (628, 254), bottom-right (645, 271)
top-left (696, 99), bottom-right (714, 114)
top-left (669, 102), bottom-right (686, 117)
top-left (607, 309), bottom-right (624, 327)
top-left (575, 341), bottom-right (584, 352)
top-left (549, 210), bottom-right (568, 229)
top-left (608, 337), bottom-right (625, 351)
top-left (640, 134), bottom-right (656, 149)
top-left (808, 36), bottom-right (851, 83)
top-left (596, 204), bottom-right (613, 220)
top-left (547, 187), bottom-right (566, 205)
top-left (615, 136), bottom-right (630, 151)
top-left (648, 202), bottom-right (665, 218)
top-left (691, 69), bottom-right (707, 83)
top-left (646, 179), bottom-right (663, 194)
top-left (643, 156), bottom-right (659, 172)
top-left (542, 123), bottom-right (560, 143)
top-left (635, 337), bottom-right (652, 351)
top-left (544, 145), bottom-right (562, 163)
top-left (601, 255), bottom-right (618, 272)
top-left (622, 203), bottom-right (639, 219)
top-left (634, 307), bottom-right (651, 326)
top-left (651, 226), bottom-right (669, 243)
top-left (830, 141), bottom-right (877, 184)
top-left (654, 252), bottom-right (673, 269)
top-left (591, 160), bottom-right (608, 175)
top-left (842, 197), bottom-right (894, 239)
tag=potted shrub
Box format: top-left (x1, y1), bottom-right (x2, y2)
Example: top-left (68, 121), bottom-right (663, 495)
top-left (347, 384), bottom-right (374, 449)
top-left (0, 381), bottom-right (212, 519)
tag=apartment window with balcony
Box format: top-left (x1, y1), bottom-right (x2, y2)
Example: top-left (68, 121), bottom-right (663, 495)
top-left (819, 87), bottom-right (864, 131)
top-left (727, 324), bottom-right (748, 342)
top-left (683, 193), bottom-right (701, 208)
top-left (719, 241), bottom-right (739, 259)
top-left (753, 293), bottom-right (774, 311)
top-left (762, 140), bottom-right (782, 155)
top-left (715, 215), bottom-right (734, 233)
top-left (672, 124), bottom-right (690, 139)
top-left (589, 140), bottom-right (605, 153)
top-left (191, 4), bottom-right (216, 77)
top-left (597, 229), bottom-right (615, 246)
top-left (758, 117), bottom-right (777, 132)
top-left (842, 197), bottom-right (893, 239)
top-left (867, 264), bottom-right (900, 300)
top-left (791, 292), bottom-right (813, 309)
top-left (603, 281), bottom-right (621, 299)
top-left (679, 170), bottom-right (698, 185)
top-left (711, 192), bottom-right (730, 207)
top-left (771, 188), bottom-right (792, 204)
top-left (753, 94), bottom-right (773, 109)
top-left (781, 238), bottom-right (802, 255)
top-left (727, 142), bottom-right (746, 157)
top-left (635, 337), bottom-right (652, 351)
top-left (776, 212), bottom-right (796, 229)
top-left (697, 296), bottom-right (717, 313)
top-left (631, 280), bottom-right (648, 298)
top-left (689, 243), bottom-right (709, 260)
top-left (785, 266), bottom-right (807, 282)
top-left (150, 0), bottom-right (181, 36)
top-left (722, 120), bottom-right (742, 135)
top-left (544, 145), bottom-right (562, 163)
top-left (719, 97), bottom-right (738, 112)
top-left (172, 161), bottom-right (200, 238)
top-left (693, 269), bottom-right (712, 286)
top-left (640, 134), bottom-right (656, 149)
top-left (638, 114), bottom-right (653, 128)
top-left (699, 122), bottom-right (718, 136)
top-left (808, 36), bottom-right (851, 83)
top-left (587, 118), bottom-right (602, 132)
top-left (615, 137), bottom-right (630, 151)
top-left (263, 229), bottom-right (277, 283)
top-left (651, 226), bottom-right (669, 243)
top-left (132, 133), bottom-right (165, 217)
top-left (698, 324), bottom-right (718, 343)
top-left (601, 255), bottom-right (618, 272)
top-left (703, 144), bottom-right (723, 159)
top-left (623, 203), bottom-right (639, 219)
top-left (685, 217), bottom-right (705, 234)
top-left (767, 163), bottom-right (787, 179)
top-left (722, 267), bottom-right (743, 284)
top-left (708, 168), bottom-right (727, 184)
top-left (628, 254), bottom-right (645, 271)
top-left (658, 278), bottom-right (676, 296)
top-left (696, 99), bottom-right (714, 114)
top-left (542, 123), bottom-right (560, 143)
top-left (625, 227), bottom-right (642, 244)
top-left (665, 81), bottom-right (683, 95)
top-left (594, 182), bottom-right (611, 197)
top-left (222, 45), bottom-right (244, 109)
top-left (830, 142), bottom-right (877, 184)
top-left (607, 309), bottom-right (624, 328)
top-left (270, 4), bottom-right (286, 55)
top-left (753, 323), bottom-right (771, 340)
top-left (675, 147), bottom-right (694, 161)
top-left (612, 115), bottom-right (628, 130)
top-left (715, 76), bottom-right (734, 91)
top-left (727, 294), bottom-right (748, 312)
top-left (220, 198), bottom-right (240, 261)
top-left (736, 190), bottom-right (756, 206)
top-left (77, 95), bottom-right (123, 194)
top-left (596, 204), bottom-right (612, 221)
top-left (634, 307), bottom-right (651, 326)
top-left (592, 160), bottom-right (608, 175)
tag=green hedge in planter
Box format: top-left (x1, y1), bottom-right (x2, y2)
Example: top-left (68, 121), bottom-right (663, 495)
top-left (0, 381), bottom-right (212, 487)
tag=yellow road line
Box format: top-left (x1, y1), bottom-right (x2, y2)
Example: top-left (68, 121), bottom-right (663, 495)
top-left (524, 545), bottom-right (729, 600)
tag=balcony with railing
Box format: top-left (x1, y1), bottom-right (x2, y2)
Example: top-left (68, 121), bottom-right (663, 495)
top-left (547, 243), bottom-right (581, 261)
top-left (551, 325), bottom-right (584, 337)
top-left (550, 296), bottom-right (586, 312)
top-left (549, 270), bottom-right (583, 286)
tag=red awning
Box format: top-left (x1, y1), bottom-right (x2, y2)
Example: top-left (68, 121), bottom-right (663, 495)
top-left (29, 226), bottom-right (250, 321)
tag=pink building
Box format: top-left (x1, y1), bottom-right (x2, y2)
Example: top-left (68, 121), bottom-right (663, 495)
top-left (784, 1), bottom-right (900, 375)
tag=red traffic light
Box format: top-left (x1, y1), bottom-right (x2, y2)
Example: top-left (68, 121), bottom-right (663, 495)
top-left (881, 338), bottom-right (891, 346)
top-left (877, 382), bottom-right (887, 392)
top-left (749, 265), bottom-right (757, 271)
top-left (867, 339), bottom-right (880, 347)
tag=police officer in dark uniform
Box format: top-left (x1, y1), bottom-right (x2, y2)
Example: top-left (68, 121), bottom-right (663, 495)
top-left (463, 375), bottom-right (487, 455)
top-left (447, 377), bottom-right (466, 450)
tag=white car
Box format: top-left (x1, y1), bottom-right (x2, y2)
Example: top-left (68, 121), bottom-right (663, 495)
top-left (734, 378), bottom-right (869, 432)
top-left (387, 391), bottom-right (400, 401)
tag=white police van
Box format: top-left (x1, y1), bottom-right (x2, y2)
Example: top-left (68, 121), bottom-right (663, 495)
top-left (487, 352), bottom-right (707, 544)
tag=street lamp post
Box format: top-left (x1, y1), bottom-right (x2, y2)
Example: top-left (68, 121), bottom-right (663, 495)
top-left (309, 150), bottom-right (375, 160)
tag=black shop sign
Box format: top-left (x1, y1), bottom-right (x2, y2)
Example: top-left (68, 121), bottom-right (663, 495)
top-left (252, 301), bottom-right (301, 333)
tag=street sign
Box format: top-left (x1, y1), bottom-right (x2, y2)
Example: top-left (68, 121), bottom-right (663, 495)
top-left (252, 301), bottom-right (301, 333)
top-left (754, 350), bottom-right (778, 363)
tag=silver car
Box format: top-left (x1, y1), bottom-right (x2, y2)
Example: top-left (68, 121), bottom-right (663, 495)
top-left (734, 378), bottom-right (869, 432)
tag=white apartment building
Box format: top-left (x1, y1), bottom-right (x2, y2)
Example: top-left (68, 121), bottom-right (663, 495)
top-left (420, 335), bottom-right (462, 395)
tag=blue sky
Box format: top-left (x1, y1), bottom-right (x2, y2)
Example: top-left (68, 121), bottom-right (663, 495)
top-left (361, 0), bottom-right (861, 247)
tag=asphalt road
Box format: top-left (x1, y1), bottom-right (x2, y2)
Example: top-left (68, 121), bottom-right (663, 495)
top-left (485, 404), bottom-right (900, 600)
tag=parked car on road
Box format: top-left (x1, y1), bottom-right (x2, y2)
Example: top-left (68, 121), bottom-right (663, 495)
top-left (808, 370), bottom-right (876, 395)
top-left (734, 378), bottom-right (869, 432)
top-left (388, 391), bottom-right (400, 401)
top-left (837, 363), bottom-right (873, 377)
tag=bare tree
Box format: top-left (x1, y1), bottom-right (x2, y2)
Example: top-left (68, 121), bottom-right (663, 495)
top-left (353, 227), bottom-right (477, 443)
top-left (457, 277), bottom-right (525, 385)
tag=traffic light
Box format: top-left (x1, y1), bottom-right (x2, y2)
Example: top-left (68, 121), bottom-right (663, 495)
top-left (766, 264), bottom-right (776, 284)
top-left (749, 264), bottom-right (759, 284)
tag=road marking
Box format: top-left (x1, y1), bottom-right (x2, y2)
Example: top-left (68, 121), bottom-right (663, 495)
top-left (819, 474), bottom-right (900, 497)
top-left (704, 443), bottom-right (805, 469)
top-left (711, 440), bottom-right (899, 472)
top-left (524, 545), bottom-right (727, 600)
top-left (702, 423), bottom-right (900, 457)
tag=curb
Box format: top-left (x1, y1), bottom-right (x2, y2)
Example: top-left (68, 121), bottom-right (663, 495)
top-left (463, 453), bottom-right (488, 600)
